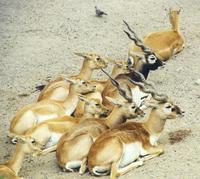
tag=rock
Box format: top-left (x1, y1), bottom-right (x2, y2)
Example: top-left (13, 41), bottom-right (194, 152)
top-left (195, 79), bottom-right (200, 85)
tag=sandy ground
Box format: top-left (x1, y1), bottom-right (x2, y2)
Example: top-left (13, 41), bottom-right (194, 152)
top-left (0, 0), bottom-right (200, 178)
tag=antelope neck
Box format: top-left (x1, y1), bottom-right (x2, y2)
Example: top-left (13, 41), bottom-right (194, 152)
top-left (62, 85), bottom-right (79, 115)
top-left (143, 109), bottom-right (167, 135)
top-left (77, 60), bottom-right (93, 81)
top-left (104, 106), bottom-right (126, 128)
top-left (5, 144), bottom-right (25, 175)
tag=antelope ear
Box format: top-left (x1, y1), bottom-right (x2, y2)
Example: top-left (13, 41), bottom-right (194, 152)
top-left (178, 8), bottom-right (181, 14)
top-left (74, 52), bottom-right (91, 59)
top-left (144, 101), bottom-right (159, 109)
top-left (105, 96), bottom-right (121, 106)
top-left (64, 77), bottom-right (77, 84)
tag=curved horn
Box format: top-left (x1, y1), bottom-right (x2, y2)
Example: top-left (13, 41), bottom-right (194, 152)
top-left (101, 68), bottom-right (132, 102)
top-left (128, 77), bottom-right (168, 102)
top-left (123, 20), bottom-right (151, 53)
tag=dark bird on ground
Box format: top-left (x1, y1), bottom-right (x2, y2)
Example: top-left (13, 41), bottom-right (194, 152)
top-left (95, 6), bottom-right (107, 17)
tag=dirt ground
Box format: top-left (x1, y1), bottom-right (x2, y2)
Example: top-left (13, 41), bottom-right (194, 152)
top-left (0, 0), bottom-right (200, 179)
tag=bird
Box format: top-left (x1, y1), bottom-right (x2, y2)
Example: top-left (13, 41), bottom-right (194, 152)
top-left (95, 6), bottom-right (107, 17)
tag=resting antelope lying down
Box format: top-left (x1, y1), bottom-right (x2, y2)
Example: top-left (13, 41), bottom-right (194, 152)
top-left (0, 141), bottom-right (41, 179)
top-left (56, 87), bottom-right (145, 174)
top-left (37, 52), bottom-right (108, 102)
top-left (0, 97), bottom-right (109, 179)
top-left (9, 78), bottom-right (96, 143)
top-left (124, 9), bottom-right (184, 78)
top-left (88, 97), bottom-right (185, 179)
top-left (74, 59), bottom-right (144, 117)
top-left (101, 68), bottom-right (166, 110)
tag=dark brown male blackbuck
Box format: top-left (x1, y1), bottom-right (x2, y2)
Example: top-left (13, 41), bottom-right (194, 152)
top-left (124, 9), bottom-right (184, 78)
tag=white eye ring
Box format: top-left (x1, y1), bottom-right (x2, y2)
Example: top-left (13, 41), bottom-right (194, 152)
top-left (148, 54), bottom-right (156, 64)
top-left (127, 56), bottom-right (134, 66)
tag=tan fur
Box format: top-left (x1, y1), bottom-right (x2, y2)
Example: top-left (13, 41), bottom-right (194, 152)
top-left (9, 79), bottom-right (96, 137)
top-left (38, 52), bottom-right (108, 102)
top-left (88, 100), bottom-right (184, 179)
top-left (129, 9), bottom-right (184, 66)
top-left (74, 59), bottom-right (132, 117)
top-left (56, 97), bottom-right (143, 173)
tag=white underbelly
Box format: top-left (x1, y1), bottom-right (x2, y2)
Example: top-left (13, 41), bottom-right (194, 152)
top-left (120, 142), bottom-right (148, 168)
top-left (45, 132), bottom-right (62, 148)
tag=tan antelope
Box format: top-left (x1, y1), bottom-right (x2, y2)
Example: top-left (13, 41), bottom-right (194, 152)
top-left (0, 140), bottom-right (42, 179)
top-left (8, 95), bottom-right (110, 158)
top-left (88, 96), bottom-right (185, 179)
top-left (73, 58), bottom-right (137, 117)
top-left (37, 52), bottom-right (108, 102)
top-left (56, 84), bottom-right (145, 174)
top-left (9, 78), bottom-right (96, 143)
top-left (124, 9), bottom-right (184, 78)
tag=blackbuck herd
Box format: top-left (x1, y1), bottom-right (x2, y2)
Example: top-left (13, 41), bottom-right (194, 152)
top-left (0, 9), bottom-right (185, 179)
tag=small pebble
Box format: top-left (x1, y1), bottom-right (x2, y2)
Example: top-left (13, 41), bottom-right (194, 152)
top-left (195, 79), bottom-right (200, 85)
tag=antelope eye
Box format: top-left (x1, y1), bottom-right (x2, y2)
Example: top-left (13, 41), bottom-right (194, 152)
top-left (131, 106), bottom-right (135, 109)
top-left (82, 81), bottom-right (86, 84)
top-left (95, 104), bottom-right (100, 107)
top-left (96, 56), bottom-right (100, 61)
top-left (31, 140), bottom-right (35, 144)
top-left (166, 105), bottom-right (171, 108)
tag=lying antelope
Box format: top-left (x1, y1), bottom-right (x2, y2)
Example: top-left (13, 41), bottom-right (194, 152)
top-left (124, 9), bottom-right (184, 78)
top-left (56, 88), bottom-right (144, 174)
top-left (37, 52), bottom-right (108, 102)
top-left (9, 78), bottom-right (96, 143)
top-left (0, 141), bottom-right (42, 179)
top-left (101, 68), bottom-right (165, 110)
top-left (8, 95), bottom-right (109, 159)
top-left (73, 59), bottom-right (136, 117)
top-left (88, 96), bottom-right (185, 179)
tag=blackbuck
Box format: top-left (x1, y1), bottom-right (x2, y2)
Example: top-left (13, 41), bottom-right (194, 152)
top-left (73, 59), bottom-right (136, 117)
top-left (101, 68), bottom-right (166, 110)
top-left (0, 141), bottom-right (42, 179)
top-left (56, 85), bottom-right (144, 174)
top-left (8, 95), bottom-right (110, 159)
top-left (37, 52), bottom-right (108, 102)
top-left (9, 78), bottom-right (96, 143)
top-left (88, 96), bottom-right (185, 179)
top-left (124, 9), bottom-right (184, 79)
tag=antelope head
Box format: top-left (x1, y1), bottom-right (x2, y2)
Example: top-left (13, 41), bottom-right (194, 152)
top-left (145, 95), bottom-right (185, 120)
top-left (123, 20), bottom-right (165, 78)
top-left (106, 96), bottom-right (144, 119)
top-left (74, 52), bottom-right (108, 69)
top-left (78, 95), bottom-right (110, 117)
top-left (64, 78), bottom-right (96, 95)
top-left (9, 134), bottom-right (43, 155)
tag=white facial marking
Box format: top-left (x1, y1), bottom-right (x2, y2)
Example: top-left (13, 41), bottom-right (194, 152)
top-left (148, 54), bottom-right (156, 64)
top-left (163, 103), bottom-right (172, 114)
top-left (128, 56), bottom-right (134, 66)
